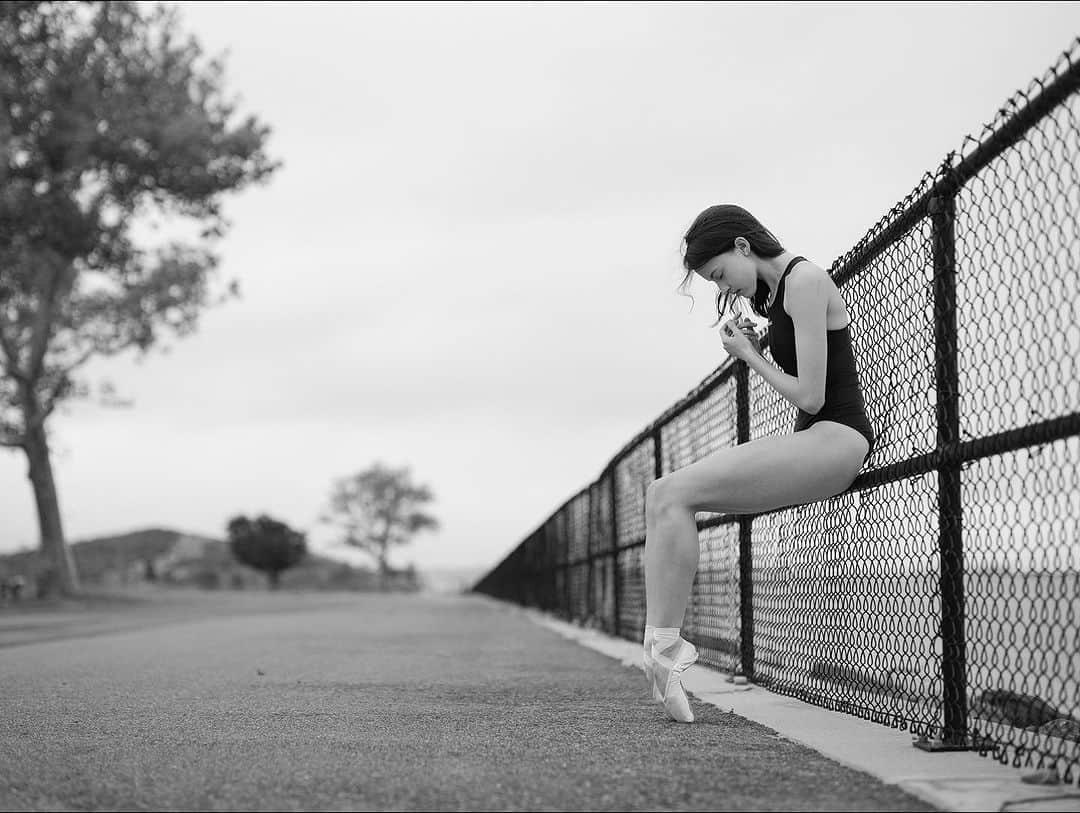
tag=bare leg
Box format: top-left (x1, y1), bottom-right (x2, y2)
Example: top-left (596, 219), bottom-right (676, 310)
top-left (644, 480), bottom-right (700, 628)
top-left (643, 422), bottom-right (867, 635)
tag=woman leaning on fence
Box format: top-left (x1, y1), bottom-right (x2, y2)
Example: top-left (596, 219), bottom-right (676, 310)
top-left (644, 204), bottom-right (876, 723)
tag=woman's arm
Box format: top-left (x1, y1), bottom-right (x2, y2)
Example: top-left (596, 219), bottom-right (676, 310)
top-left (743, 351), bottom-right (823, 414)
top-left (744, 267), bottom-right (829, 414)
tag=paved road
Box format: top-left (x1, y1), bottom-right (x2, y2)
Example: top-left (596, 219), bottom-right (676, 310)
top-left (0, 590), bottom-right (938, 811)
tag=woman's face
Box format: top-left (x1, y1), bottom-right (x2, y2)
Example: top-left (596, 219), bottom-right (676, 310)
top-left (695, 246), bottom-right (756, 298)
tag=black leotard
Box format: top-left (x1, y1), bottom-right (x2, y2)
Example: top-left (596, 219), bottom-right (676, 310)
top-left (766, 256), bottom-right (875, 461)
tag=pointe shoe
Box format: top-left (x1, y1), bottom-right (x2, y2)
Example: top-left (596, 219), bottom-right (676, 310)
top-left (651, 638), bottom-right (698, 723)
top-left (643, 641), bottom-right (663, 701)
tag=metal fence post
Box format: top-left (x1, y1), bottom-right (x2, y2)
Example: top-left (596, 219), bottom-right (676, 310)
top-left (586, 487), bottom-right (594, 625)
top-left (652, 427), bottom-right (664, 638)
top-left (653, 427), bottom-right (664, 481)
top-left (545, 521), bottom-right (555, 614)
top-left (563, 513), bottom-right (571, 620)
top-left (736, 360), bottom-right (754, 679)
top-left (916, 179), bottom-right (975, 751)
top-left (608, 469), bottom-right (622, 638)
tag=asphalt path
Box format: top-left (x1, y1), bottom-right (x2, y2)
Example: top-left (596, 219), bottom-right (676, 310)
top-left (0, 590), bottom-right (938, 811)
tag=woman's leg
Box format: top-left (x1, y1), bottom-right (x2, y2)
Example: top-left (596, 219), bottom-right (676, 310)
top-left (644, 422), bottom-right (868, 637)
top-left (644, 486), bottom-right (701, 628)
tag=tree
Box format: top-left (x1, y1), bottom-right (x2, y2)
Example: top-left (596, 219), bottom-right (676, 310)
top-left (226, 514), bottom-right (306, 590)
top-left (322, 463), bottom-right (439, 588)
top-left (0, 2), bottom-right (280, 595)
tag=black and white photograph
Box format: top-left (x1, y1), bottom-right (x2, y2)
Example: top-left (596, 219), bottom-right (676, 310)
top-left (1, 2), bottom-right (1078, 810)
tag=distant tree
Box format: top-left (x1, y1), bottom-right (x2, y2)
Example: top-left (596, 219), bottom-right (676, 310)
top-left (321, 463), bottom-right (439, 589)
top-left (226, 514), bottom-right (306, 590)
top-left (0, 2), bottom-right (280, 596)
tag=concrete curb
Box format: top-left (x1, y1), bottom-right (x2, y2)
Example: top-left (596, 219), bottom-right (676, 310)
top-left (517, 606), bottom-right (1080, 813)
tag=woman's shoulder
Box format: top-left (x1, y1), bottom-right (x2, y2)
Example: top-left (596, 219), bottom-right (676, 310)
top-left (788, 257), bottom-right (828, 284)
top-left (779, 258), bottom-right (831, 314)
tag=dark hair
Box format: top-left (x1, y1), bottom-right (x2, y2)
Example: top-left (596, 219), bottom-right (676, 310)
top-left (678, 204), bottom-right (785, 320)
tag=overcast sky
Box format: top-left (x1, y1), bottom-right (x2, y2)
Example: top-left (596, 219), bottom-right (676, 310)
top-left (0, 2), bottom-right (1075, 574)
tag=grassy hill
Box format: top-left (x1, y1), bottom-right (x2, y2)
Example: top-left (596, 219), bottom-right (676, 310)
top-left (0, 528), bottom-right (406, 594)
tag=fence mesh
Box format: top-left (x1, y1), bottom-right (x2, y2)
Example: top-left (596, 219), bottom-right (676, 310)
top-left (474, 39), bottom-right (1080, 784)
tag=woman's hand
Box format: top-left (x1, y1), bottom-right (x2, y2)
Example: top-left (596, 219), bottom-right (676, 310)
top-left (720, 317), bottom-right (762, 360)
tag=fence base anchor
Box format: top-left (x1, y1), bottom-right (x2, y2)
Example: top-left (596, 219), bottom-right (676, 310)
top-left (913, 734), bottom-right (994, 753)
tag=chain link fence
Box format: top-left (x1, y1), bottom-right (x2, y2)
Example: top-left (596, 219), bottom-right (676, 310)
top-left (473, 39), bottom-right (1080, 784)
